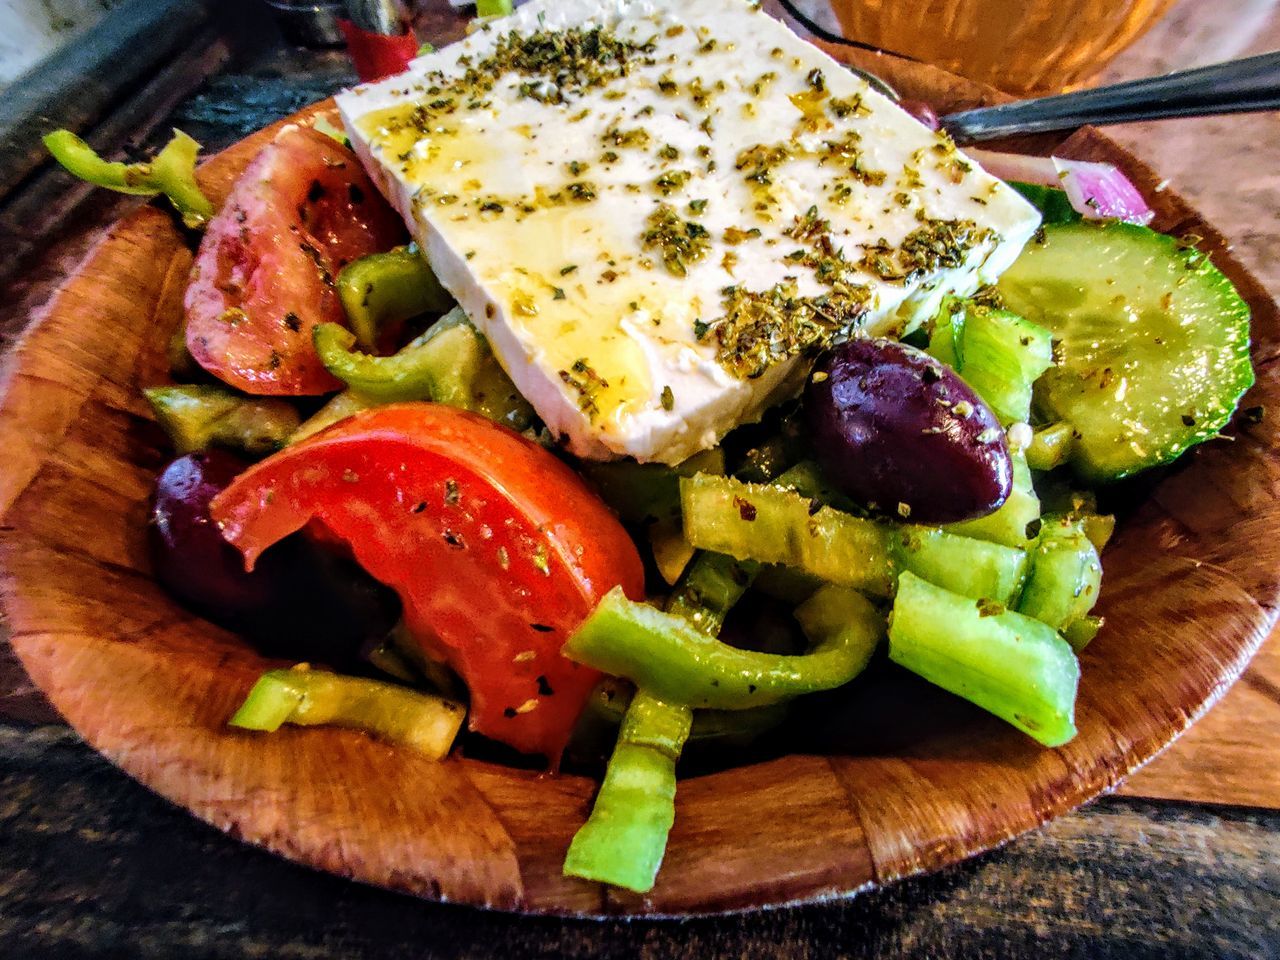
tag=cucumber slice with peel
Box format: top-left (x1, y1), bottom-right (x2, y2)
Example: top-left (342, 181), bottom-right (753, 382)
top-left (997, 221), bottom-right (1253, 482)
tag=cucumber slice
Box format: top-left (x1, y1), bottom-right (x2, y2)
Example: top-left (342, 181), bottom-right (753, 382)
top-left (997, 221), bottom-right (1253, 482)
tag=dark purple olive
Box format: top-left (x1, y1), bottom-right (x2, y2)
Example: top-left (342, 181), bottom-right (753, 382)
top-left (899, 99), bottom-right (940, 130)
top-left (149, 451), bottom-right (399, 667)
top-left (805, 338), bottom-right (1012, 524)
top-left (150, 450), bottom-right (283, 618)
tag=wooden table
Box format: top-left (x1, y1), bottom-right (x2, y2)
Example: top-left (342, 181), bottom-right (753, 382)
top-left (1, 0), bottom-right (1277, 955)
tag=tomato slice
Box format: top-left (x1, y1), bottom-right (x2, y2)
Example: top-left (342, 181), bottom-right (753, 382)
top-left (209, 404), bottom-right (645, 762)
top-left (184, 126), bottom-right (406, 395)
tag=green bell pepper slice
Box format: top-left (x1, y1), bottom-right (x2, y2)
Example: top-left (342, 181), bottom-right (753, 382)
top-left (564, 584), bottom-right (884, 710)
top-left (563, 688), bottom-right (690, 892)
top-left (889, 571), bottom-right (1079, 747)
top-left (336, 245), bottom-right (454, 349)
top-left (229, 666), bottom-right (465, 760)
top-left (313, 308), bottom-right (534, 430)
top-left (45, 128), bottom-right (214, 228)
top-left (313, 323), bottom-right (438, 403)
top-left (144, 384), bottom-right (300, 457)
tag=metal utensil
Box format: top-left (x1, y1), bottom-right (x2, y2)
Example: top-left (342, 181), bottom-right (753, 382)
top-left (941, 51), bottom-right (1280, 143)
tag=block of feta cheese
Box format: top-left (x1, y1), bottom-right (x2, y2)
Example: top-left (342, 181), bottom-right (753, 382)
top-left (337, 0), bottom-right (1040, 464)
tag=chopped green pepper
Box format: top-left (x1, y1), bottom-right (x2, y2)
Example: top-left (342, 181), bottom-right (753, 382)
top-left (476, 0), bottom-right (515, 16)
top-left (1025, 422), bottom-right (1075, 472)
top-left (665, 549), bottom-right (760, 636)
top-left (336, 245), bottom-right (454, 349)
top-left (563, 585), bottom-right (884, 710)
top-left (1016, 517), bottom-right (1102, 632)
top-left (313, 323), bottom-right (438, 403)
top-left (44, 128), bottom-right (215, 228)
top-left (680, 473), bottom-right (896, 597)
top-left (893, 527), bottom-right (1028, 605)
top-left (289, 390), bottom-right (375, 444)
top-left (889, 571), bottom-right (1079, 747)
top-left (578, 448), bottom-right (725, 525)
top-left (310, 116), bottom-right (351, 148)
top-left (313, 308), bottom-right (534, 430)
top-left (681, 472), bottom-right (1029, 601)
top-left (144, 385), bottom-right (300, 457)
top-left (567, 464), bottom-right (835, 893)
top-left (229, 666), bottom-right (465, 760)
top-left (562, 689), bottom-right (690, 892)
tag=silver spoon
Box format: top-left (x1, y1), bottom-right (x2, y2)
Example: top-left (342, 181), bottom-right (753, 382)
top-left (849, 51), bottom-right (1280, 144)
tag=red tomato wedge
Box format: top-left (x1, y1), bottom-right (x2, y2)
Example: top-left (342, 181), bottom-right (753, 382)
top-left (184, 126), bottom-right (405, 395)
top-left (209, 404), bottom-right (645, 762)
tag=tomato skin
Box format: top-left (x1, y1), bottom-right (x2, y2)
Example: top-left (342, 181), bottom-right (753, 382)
top-left (185, 126), bottom-right (406, 395)
top-left (209, 403), bottom-right (645, 762)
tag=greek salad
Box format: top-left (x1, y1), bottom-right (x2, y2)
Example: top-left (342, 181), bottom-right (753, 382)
top-left (45, 0), bottom-right (1254, 894)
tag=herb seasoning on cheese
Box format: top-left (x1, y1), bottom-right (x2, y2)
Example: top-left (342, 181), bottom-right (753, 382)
top-left (337, 0), bottom-right (1040, 464)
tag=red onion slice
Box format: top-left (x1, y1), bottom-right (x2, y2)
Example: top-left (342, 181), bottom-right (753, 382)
top-left (966, 148), bottom-right (1155, 225)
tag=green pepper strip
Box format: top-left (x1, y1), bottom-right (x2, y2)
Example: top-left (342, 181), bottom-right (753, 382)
top-left (562, 689), bottom-right (690, 892)
top-left (888, 571), bottom-right (1079, 747)
top-left (313, 323), bottom-right (442, 403)
top-left (664, 462), bottom-right (830, 632)
top-left (149, 130), bottom-right (216, 227)
top-left (289, 390), bottom-right (376, 445)
top-left (566, 466), bottom-right (817, 892)
top-left (564, 585), bottom-right (883, 710)
top-left (665, 550), bottom-right (759, 636)
top-left (1015, 516), bottom-right (1102, 632)
top-left (144, 385), bottom-right (300, 457)
top-left (584, 680), bottom-right (790, 747)
top-left (1025, 421), bottom-right (1075, 472)
top-left (682, 472), bottom-right (1030, 603)
top-left (45, 128), bottom-right (214, 228)
top-left (337, 246), bottom-right (454, 349)
top-left (229, 667), bottom-right (465, 760)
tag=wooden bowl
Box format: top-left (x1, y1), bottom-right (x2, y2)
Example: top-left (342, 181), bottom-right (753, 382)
top-left (1, 46), bottom-right (1277, 917)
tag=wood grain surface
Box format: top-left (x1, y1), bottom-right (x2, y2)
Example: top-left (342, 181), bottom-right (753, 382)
top-left (1, 43), bottom-right (1278, 920)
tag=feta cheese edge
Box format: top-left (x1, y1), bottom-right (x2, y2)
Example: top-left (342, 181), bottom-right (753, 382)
top-left (336, 0), bottom-right (1040, 464)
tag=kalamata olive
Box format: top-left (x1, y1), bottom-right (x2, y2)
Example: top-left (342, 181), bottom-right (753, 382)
top-left (150, 450), bottom-right (283, 618)
top-left (805, 338), bottom-right (1012, 524)
top-left (149, 450), bottom-right (399, 666)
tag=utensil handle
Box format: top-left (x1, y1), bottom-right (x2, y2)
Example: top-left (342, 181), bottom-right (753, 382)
top-left (941, 51), bottom-right (1280, 143)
